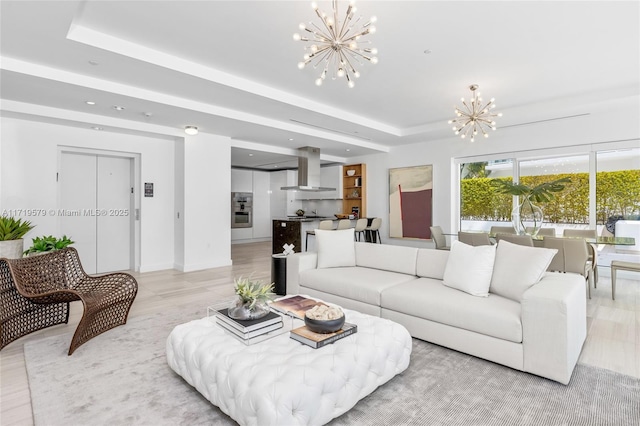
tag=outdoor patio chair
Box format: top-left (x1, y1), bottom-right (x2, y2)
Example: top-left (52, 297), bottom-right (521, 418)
top-left (0, 247), bottom-right (138, 355)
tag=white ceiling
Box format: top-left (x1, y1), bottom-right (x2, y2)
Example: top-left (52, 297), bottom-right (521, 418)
top-left (1, 1), bottom-right (638, 170)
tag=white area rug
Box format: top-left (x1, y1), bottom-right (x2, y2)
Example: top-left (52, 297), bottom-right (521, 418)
top-left (25, 307), bottom-right (640, 425)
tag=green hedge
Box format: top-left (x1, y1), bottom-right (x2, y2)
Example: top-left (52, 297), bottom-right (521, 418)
top-left (461, 170), bottom-right (640, 224)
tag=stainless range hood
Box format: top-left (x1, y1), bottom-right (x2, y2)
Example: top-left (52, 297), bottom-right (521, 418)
top-left (280, 147), bottom-right (336, 192)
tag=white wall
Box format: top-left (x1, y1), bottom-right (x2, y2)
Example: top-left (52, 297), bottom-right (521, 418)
top-left (351, 96), bottom-right (640, 248)
top-left (179, 133), bottom-right (232, 271)
top-left (0, 116), bottom-right (175, 271)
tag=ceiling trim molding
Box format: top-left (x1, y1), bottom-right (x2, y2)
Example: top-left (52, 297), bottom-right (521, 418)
top-left (1, 56), bottom-right (389, 150)
top-left (66, 22), bottom-right (402, 137)
top-left (231, 139), bottom-right (347, 163)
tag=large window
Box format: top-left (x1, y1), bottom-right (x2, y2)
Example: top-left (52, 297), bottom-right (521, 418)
top-left (457, 146), bottom-right (640, 234)
top-left (459, 159), bottom-right (513, 231)
top-left (596, 148), bottom-right (640, 226)
top-left (518, 155), bottom-right (589, 225)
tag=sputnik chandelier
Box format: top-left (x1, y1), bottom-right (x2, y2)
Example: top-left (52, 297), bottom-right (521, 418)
top-left (448, 85), bottom-right (502, 142)
top-left (293, 1), bottom-right (378, 88)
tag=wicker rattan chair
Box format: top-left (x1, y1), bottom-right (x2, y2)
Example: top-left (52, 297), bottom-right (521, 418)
top-left (0, 247), bottom-right (138, 355)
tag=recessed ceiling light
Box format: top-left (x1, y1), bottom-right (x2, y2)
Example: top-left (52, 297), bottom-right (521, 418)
top-left (85, 101), bottom-right (96, 105)
top-left (288, 138), bottom-right (294, 141)
top-left (143, 112), bottom-right (153, 118)
top-left (345, 149), bottom-right (351, 152)
top-left (88, 60), bottom-right (99, 66)
top-left (112, 105), bottom-right (125, 111)
top-left (91, 126), bottom-right (103, 131)
top-left (184, 126), bottom-right (199, 135)
top-left (248, 153), bottom-right (254, 157)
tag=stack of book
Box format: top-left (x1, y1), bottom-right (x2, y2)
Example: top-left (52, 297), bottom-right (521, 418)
top-left (215, 308), bottom-right (283, 343)
top-left (270, 295), bottom-right (358, 349)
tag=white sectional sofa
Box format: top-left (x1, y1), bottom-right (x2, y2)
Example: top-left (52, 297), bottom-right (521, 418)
top-left (285, 232), bottom-right (587, 385)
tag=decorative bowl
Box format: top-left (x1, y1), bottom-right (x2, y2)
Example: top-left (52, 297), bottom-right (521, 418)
top-left (346, 169), bottom-right (356, 176)
top-left (304, 314), bottom-right (345, 334)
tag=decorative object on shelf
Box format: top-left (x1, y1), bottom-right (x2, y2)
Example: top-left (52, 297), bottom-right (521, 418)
top-left (228, 275), bottom-right (275, 320)
top-left (0, 216), bottom-right (34, 259)
top-left (293, 0), bottom-right (378, 88)
top-left (304, 304), bottom-right (345, 333)
top-left (448, 84), bottom-right (502, 142)
top-left (24, 235), bottom-right (74, 256)
top-left (296, 209), bottom-right (305, 216)
top-left (351, 189), bottom-right (359, 198)
top-left (490, 177), bottom-right (571, 236)
top-left (389, 165), bottom-right (433, 240)
top-left (346, 169), bottom-right (356, 176)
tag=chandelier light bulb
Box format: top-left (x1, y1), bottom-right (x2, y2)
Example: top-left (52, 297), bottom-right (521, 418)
top-left (299, 23), bottom-right (306, 30)
top-left (448, 84), bottom-right (501, 143)
top-left (294, 0), bottom-right (378, 87)
top-left (315, 78), bottom-right (323, 86)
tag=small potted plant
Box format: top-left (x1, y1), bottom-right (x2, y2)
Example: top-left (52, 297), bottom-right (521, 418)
top-left (228, 275), bottom-right (275, 320)
top-left (0, 216), bottom-right (35, 259)
top-left (24, 235), bottom-right (75, 256)
top-left (296, 209), bottom-right (305, 217)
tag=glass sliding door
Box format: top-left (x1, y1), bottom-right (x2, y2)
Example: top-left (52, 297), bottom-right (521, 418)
top-left (518, 155), bottom-right (589, 236)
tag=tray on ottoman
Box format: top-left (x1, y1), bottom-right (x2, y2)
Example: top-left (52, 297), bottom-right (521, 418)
top-left (166, 309), bottom-right (412, 426)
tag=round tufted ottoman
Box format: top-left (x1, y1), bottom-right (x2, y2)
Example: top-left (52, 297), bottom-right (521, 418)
top-left (166, 309), bottom-right (412, 426)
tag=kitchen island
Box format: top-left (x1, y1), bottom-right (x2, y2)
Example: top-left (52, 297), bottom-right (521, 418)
top-left (272, 217), bottom-right (344, 253)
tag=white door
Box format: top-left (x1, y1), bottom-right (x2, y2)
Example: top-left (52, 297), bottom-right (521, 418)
top-left (60, 152), bottom-right (133, 273)
top-left (97, 156), bottom-right (132, 272)
top-left (60, 153), bottom-right (98, 273)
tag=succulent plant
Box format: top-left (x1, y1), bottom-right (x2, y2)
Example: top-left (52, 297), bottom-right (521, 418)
top-left (0, 216), bottom-right (35, 241)
top-left (233, 275), bottom-right (275, 309)
top-left (24, 235), bottom-right (74, 255)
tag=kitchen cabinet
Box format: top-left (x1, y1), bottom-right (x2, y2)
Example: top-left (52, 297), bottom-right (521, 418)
top-left (252, 171), bottom-right (270, 239)
top-left (231, 169), bottom-right (253, 192)
top-left (343, 163), bottom-right (366, 218)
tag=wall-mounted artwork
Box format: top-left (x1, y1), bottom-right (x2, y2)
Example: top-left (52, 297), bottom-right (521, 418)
top-left (389, 165), bottom-right (433, 240)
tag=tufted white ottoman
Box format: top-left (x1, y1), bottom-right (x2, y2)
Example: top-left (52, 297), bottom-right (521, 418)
top-left (166, 309), bottom-right (412, 426)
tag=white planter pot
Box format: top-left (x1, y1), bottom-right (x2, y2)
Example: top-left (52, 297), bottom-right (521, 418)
top-left (0, 239), bottom-right (24, 259)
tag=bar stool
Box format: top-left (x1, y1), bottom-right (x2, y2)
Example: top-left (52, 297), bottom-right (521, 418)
top-left (336, 219), bottom-right (351, 230)
top-left (305, 220), bottom-right (334, 251)
top-left (364, 218), bottom-right (382, 243)
top-left (354, 218), bottom-right (368, 241)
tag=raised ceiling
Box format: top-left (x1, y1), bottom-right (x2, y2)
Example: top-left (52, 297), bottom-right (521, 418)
top-left (1, 1), bottom-right (638, 169)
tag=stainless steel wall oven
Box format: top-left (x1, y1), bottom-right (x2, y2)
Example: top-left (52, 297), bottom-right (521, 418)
top-left (231, 192), bottom-right (253, 228)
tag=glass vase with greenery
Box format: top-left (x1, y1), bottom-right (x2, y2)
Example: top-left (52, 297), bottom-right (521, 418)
top-left (490, 177), bottom-right (571, 236)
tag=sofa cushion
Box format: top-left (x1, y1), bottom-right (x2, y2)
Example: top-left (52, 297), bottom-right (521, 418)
top-left (443, 241), bottom-right (496, 297)
top-left (299, 267), bottom-right (419, 307)
top-left (490, 240), bottom-right (557, 302)
top-left (316, 229), bottom-right (356, 269)
top-left (382, 278), bottom-right (522, 343)
top-left (416, 248), bottom-right (449, 280)
top-left (355, 242), bottom-right (418, 276)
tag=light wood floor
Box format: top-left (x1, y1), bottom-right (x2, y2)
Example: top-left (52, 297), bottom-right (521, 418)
top-left (1, 241), bottom-right (639, 425)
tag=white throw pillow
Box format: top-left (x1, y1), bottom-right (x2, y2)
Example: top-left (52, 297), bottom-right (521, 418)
top-left (442, 240), bottom-right (496, 297)
top-left (490, 240), bottom-right (558, 302)
top-left (316, 228), bottom-right (356, 269)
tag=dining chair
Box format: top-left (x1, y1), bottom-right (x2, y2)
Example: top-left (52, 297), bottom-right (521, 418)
top-left (457, 231), bottom-right (492, 246)
top-left (529, 227), bottom-right (556, 236)
top-left (429, 226), bottom-right (450, 250)
top-left (495, 233), bottom-right (534, 247)
top-left (305, 220), bottom-right (334, 251)
top-left (563, 229), bottom-right (598, 286)
top-left (364, 218), bottom-right (382, 243)
top-left (490, 226), bottom-right (516, 235)
top-left (544, 236), bottom-right (593, 298)
top-left (353, 218), bottom-right (368, 241)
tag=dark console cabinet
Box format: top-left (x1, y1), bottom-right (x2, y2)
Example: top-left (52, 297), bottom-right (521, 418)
top-left (272, 220), bottom-right (301, 255)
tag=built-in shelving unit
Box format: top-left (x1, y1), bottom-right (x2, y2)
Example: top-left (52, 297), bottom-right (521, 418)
top-left (342, 163), bottom-right (366, 218)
